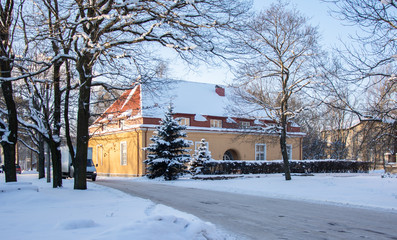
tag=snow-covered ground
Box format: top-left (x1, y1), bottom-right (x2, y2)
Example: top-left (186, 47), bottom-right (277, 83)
top-left (1, 171), bottom-right (396, 240)
top-left (133, 172), bottom-right (397, 212)
top-left (0, 172), bottom-right (231, 240)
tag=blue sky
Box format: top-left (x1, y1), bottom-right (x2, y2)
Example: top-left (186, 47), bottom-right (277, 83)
top-left (169, 0), bottom-right (359, 84)
top-left (255, 0), bottom-right (359, 49)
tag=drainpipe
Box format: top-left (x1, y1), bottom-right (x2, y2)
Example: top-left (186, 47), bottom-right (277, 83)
top-left (144, 127), bottom-right (149, 176)
top-left (300, 137), bottom-right (303, 160)
top-left (134, 128), bottom-right (140, 177)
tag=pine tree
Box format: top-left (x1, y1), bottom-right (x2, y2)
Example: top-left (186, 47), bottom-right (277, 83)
top-left (144, 106), bottom-right (190, 180)
top-left (189, 139), bottom-right (212, 175)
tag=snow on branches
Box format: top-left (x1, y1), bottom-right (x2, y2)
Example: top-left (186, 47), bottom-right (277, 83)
top-left (144, 106), bottom-right (190, 180)
top-left (189, 138), bottom-right (212, 175)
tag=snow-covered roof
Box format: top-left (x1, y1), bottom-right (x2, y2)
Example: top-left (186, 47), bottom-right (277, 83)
top-left (141, 80), bottom-right (233, 118)
top-left (94, 80), bottom-right (274, 124)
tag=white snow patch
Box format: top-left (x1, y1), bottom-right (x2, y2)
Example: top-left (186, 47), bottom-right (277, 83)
top-left (141, 81), bottom-right (233, 118)
top-left (194, 114), bottom-right (207, 122)
top-left (121, 87), bottom-right (137, 110)
top-left (120, 109), bottom-right (132, 118)
top-left (254, 119), bottom-right (264, 125)
top-left (226, 117), bottom-right (236, 123)
top-left (56, 219), bottom-right (98, 230)
top-left (0, 173), bottom-right (232, 240)
top-left (133, 172), bottom-right (397, 211)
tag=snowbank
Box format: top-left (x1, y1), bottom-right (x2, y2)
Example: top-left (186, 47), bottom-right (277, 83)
top-left (134, 172), bottom-right (397, 211)
top-left (0, 173), bottom-right (232, 240)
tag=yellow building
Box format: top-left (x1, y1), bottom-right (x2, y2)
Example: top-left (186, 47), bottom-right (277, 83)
top-left (89, 81), bottom-right (304, 177)
top-left (322, 119), bottom-right (396, 168)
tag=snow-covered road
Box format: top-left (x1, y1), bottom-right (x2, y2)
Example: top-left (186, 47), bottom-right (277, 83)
top-left (97, 179), bottom-right (397, 240)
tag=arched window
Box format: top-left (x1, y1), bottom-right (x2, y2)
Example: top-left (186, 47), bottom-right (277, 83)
top-left (223, 150), bottom-right (238, 160)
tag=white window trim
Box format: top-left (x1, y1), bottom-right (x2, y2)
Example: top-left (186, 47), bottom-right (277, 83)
top-left (120, 141), bottom-right (127, 166)
top-left (96, 144), bottom-right (103, 166)
top-left (286, 144), bottom-right (292, 160)
top-left (178, 117), bottom-right (190, 126)
top-left (255, 144), bottom-right (266, 161)
top-left (241, 121), bottom-right (250, 129)
top-left (210, 119), bottom-right (222, 128)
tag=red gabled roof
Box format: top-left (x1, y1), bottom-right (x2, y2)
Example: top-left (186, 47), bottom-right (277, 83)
top-left (94, 85), bottom-right (141, 124)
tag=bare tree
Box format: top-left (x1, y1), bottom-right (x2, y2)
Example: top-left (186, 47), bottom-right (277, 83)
top-left (293, 102), bottom-right (328, 160)
top-left (12, 76), bottom-right (46, 178)
top-left (65, 0), bottom-right (249, 189)
top-left (10, 0), bottom-right (71, 187)
top-left (363, 76), bottom-right (396, 166)
top-left (1, 0), bottom-right (249, 188)
top-left (1, 0), bottom-right (67, 183)
top-left (322, 0), bottom-right (395, 116)
top-left (231, 2), bottom-right (322, 180)
top-left (1, 0), bottom-right (248, 189)
top-left (324, 0), bottom-right (397, 163)
top-left (0, 0), bottom-right (19, 182)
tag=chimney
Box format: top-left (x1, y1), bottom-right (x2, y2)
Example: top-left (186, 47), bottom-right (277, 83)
top-left (215, 85), bottom-right (225, 97)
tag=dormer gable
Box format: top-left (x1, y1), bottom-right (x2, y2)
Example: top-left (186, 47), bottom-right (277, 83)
top-left (93, 85), bottom-right (141, 124)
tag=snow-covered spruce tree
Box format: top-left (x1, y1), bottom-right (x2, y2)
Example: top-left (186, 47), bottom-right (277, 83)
top-left (189, 139), bottom-right (212, 175)
top-left (145, 106), bottom-right (190, 180)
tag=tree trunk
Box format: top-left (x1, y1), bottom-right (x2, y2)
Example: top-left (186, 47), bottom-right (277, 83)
top-left (31, 91), bottom-right (45, 179)
top-left (1, 81), bottom-right (18, 183)
top-left (46, 142), bottom-right (51, 183)
top-left (74, 57), bottom-right (93, 190)
top-left (38, 134), bottom-right (45, 179)
top-left (50, 62), bottom-right (63, 188)
top-left (64, 59), bottom-right (75, 165)
top-left (0, 0), bottom-right (16, 183)
top-left (393, 121), bottom-right (397, 164)
top-left (280, 124), bottom-right (292, 181)
top-left (50, 141), bottom-right (62, 188)
top-left (280, 104), bottom-right (291, 181)
top-left (2, 142), bottom-right (17, 182)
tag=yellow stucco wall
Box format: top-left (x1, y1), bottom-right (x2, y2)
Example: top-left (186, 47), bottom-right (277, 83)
top-left (322, 120), bottom-right (394, 163)
top-left (178, 130), bottom-right (302, 161)
top-left (89, 128), bottom-right (303, 177)
top-left (89, 130), bottom-right (146, 177)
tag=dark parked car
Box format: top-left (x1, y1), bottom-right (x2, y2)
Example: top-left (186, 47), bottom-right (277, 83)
top-left (15, 165), bottom-right (22, 174)
top-left (86, 159), bottom-right (97, 181)
top-left (0, 165), bottom-right (21, 174)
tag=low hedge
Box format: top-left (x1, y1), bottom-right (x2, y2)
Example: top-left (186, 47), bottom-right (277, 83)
top-left (200, 159), bottom-right (371, 175)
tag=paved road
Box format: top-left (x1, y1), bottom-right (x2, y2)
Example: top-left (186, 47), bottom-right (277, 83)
top-left (96, 179), bottom-right (397, 240)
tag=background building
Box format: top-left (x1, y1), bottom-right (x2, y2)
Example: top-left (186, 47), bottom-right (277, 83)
top-left (322, 119), bottom-right (396, 169)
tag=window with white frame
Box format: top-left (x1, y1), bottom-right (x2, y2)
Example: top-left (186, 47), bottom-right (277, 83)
top-left (240, 121), bottom-right (250, 129)
top-left (96, 145), bottom-right (103, 166)
top-left (178, 117), bottom-right (190, 126)
top-left (255, 144), bottom-right (266, 160)
top-left (119, 120), bottom-right (125, 130)
top-left (210, 119), bottom-right (222, 128)
top-left (120, 141), bottom-right (127, 166)
top-left (286, 144), bottom-right (292, 160)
